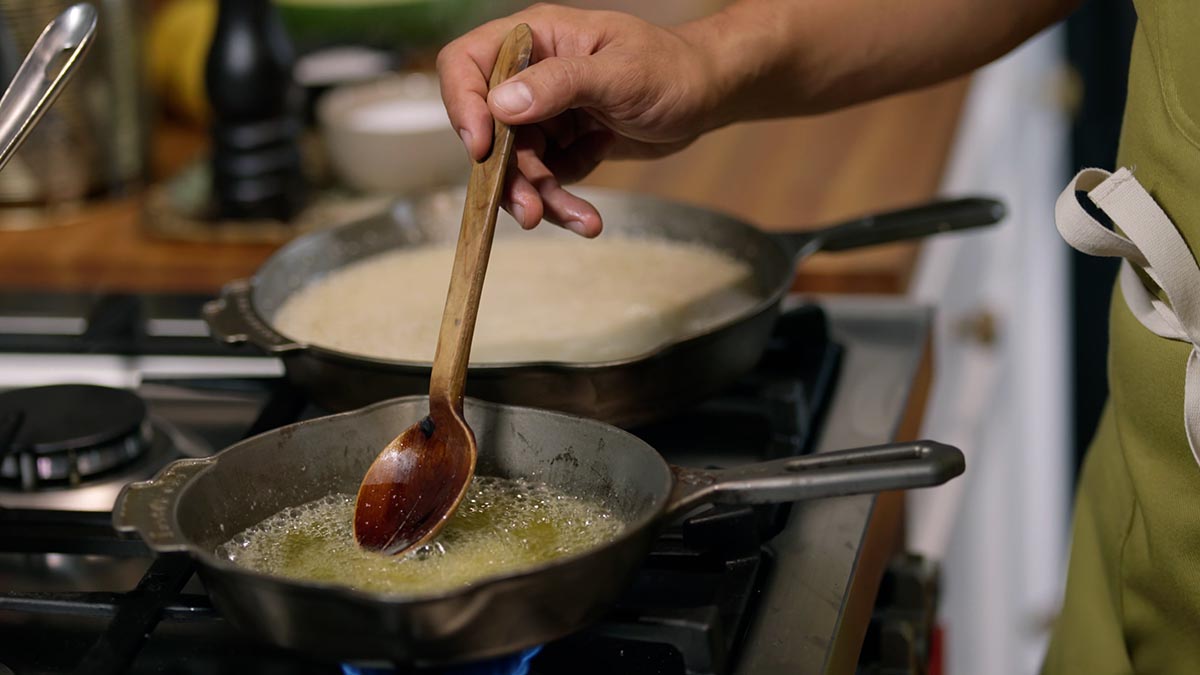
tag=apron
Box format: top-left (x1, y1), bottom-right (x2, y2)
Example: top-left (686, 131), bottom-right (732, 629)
top-left (1042, 1), bottom-right (1200, 672)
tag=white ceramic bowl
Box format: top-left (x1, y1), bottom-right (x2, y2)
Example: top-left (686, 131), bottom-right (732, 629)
top-left (318, 73), bottom-right (467, 195)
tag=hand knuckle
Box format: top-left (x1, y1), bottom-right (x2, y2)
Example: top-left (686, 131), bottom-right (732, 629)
top-left (435, 44), bottom-right (454, 70)
top-left (554, 59), bottom-right (579, 90)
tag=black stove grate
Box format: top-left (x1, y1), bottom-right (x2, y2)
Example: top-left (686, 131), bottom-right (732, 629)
top-left (0, 292), bottom-right (234, 356)
top-left (0, 303), bottom-right (840, 675)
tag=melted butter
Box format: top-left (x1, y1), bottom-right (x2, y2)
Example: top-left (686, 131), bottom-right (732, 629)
top-left (215, 476), bottom-right (624, 595)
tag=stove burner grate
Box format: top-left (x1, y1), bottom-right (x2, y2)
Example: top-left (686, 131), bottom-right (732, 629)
top-left (0, 304), bottom-right (841, 675)
top-left (0, 385), bottom-right (151, 490)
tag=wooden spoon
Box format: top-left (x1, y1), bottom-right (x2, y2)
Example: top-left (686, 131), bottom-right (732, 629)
top-left (353, 24), bottom-right (534, 556)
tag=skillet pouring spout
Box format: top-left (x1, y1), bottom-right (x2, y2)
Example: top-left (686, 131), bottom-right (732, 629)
top-left (667, 440), bottom-right (963, 516)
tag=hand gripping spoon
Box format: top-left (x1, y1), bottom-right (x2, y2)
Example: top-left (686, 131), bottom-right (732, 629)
top-left (353, 24), bottom-right (533, 555)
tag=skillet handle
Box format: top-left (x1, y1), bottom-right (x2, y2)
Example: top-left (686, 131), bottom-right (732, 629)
top-left (112, 457), bottom-right (215, 552)
top-left (203, 279), bottom-right (303, 354)
top-left (666, 440), bottom-right (964, 517)
top-left (775, 197), bottom-right (1006, 259)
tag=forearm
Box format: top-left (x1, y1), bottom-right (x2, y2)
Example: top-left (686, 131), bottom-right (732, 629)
top-left (677, 0), bottom-right (1080, 127)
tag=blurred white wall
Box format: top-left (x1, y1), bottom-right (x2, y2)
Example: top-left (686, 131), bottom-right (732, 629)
top-left (908, 26), bottom-right (1072, 675)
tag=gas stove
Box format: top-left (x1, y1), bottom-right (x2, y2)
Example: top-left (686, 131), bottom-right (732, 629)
top-left (0, 291), bottom-right (937, 674)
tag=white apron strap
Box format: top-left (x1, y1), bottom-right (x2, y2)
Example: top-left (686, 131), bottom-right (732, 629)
top-left (1054, 167), bottom-right (1200, 469)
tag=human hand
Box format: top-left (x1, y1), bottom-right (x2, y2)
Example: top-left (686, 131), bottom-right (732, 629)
top-left (437, 4), bottom-right (722, 236)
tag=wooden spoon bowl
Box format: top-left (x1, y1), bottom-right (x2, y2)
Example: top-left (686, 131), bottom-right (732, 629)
top-left (353, 403), bottom-right (472, 554)
top-left (353, 24), bottom-right (534, 556)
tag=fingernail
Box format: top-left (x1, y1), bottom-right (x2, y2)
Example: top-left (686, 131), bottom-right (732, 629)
top-left (458, 128), bottom-right (473, 157)
top-left (491, 82), bottom-right (533, 115)
top-left (511, 202), bottom-right (527, 226)
top-left (565, 220), bottom-right (588, 236)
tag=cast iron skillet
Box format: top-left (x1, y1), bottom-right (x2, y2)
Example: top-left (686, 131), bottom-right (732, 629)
top-left (113, 396), bottom-right (963, 667)
top-left (204, 188), bottom-right (1004, 427)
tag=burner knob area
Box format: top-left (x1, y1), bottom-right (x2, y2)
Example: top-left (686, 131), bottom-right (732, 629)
top-left (856, 553), bottom-right (941, 675)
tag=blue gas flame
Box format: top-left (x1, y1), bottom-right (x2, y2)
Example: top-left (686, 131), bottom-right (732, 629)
top-left (342, 645), bottom-right (542, 675)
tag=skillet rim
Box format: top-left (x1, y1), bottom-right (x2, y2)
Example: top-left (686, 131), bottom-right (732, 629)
top-left (162, 395), bottom-right (674, 605)
top-left (245, 186), bottom-right (796, 371)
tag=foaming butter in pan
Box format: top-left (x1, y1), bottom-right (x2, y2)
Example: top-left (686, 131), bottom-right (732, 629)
top-left (216, 476), bottom-right (624, 594)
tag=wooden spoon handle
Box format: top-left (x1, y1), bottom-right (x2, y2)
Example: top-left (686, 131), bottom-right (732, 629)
top-left (429, 24), bottom-right (533, 411)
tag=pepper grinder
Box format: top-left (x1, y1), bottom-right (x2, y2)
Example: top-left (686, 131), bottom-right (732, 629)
top-left (205, 0), bottom-right (306, 221)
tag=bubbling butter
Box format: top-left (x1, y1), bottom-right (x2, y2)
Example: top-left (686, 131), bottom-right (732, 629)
top-left (216, 476), bottom-right (623, 595)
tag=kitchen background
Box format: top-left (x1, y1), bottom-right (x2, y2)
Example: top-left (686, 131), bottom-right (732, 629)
top-left (0, 1), bottom-right (1135, 674)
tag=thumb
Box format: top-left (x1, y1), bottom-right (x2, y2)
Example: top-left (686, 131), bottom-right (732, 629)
top-left (487, 55), bottom-right (619, 125)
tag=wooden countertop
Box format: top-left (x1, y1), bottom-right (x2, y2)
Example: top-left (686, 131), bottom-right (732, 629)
top-left (0, 78), bottom-right (967, 295)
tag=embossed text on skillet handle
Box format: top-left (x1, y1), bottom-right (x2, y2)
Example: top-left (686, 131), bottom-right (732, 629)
top-left (112, 457), bottom-right (216, 552)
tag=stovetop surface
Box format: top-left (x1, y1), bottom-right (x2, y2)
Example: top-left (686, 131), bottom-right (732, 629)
top-left (0, 293), bottom-right (845, 675)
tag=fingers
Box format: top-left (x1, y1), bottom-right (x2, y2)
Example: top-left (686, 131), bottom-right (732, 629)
top-left (437, 12), bottom-right (552, 161)
top-left (499, 125), bottom-right (606, 236)
top-left (437, 36), bottom-right (498, 161)
top-left (516, 146), bottom-right (602, 237)
top-left (539, 185), bottom-right (604, 238)
top-left (439, 7), bottom-right (615, 238)
top-left (487, 54), bottom-right (622, 126)
top-left (438, 5), bottom-right (591, 161)
top-left (504, 170), bottom-right (544, 230)
top-left (500, 157), bottom-right (603, 237)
